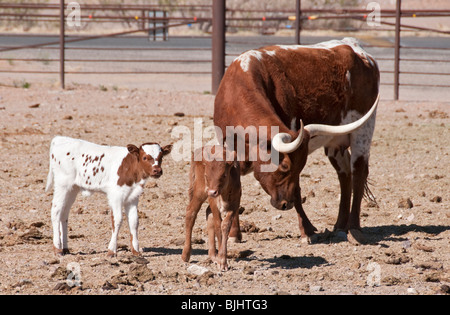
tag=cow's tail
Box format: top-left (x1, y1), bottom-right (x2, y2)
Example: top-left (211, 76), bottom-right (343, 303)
top-left (363, 178), bottom-right (377, 206)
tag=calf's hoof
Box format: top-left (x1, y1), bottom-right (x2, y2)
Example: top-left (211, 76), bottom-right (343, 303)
top-left (107, 250), bottom-right (117, 258)
top-left (54, 246), bottom-right (70, 256)
top-left (213, 256), bottom-right (229, 271)
top-left (131, 249), bottom-right (141, 257)
top-left (228, 236), bottom-right (241, 244)
top-left (181, 251), bottom-right (190, 263)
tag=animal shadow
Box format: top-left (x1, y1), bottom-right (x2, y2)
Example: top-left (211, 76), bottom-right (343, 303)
top-left (363, 224), bottom-right (450, 244)
top-left (143, 246), bottom-right (208, 257)
top-left (263, 255), bottom-right (329, 270)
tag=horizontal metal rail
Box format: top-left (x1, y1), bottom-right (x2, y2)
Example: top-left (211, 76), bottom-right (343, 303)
top-left (0, 21), bottom-right (199, 53)
top-left (0, 58), bottom-right (211, 63)
top-left (0, 3), bottom-right (212, 10)
top-left (0, 2), bottom-right (448, 98)
top-left (0, 70), bottom-right (212, 75)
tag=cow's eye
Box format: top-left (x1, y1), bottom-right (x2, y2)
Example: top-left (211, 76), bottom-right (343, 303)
top-left (280, 162), bottom-right (290, 172)
top-left (143, 156), bottom-right (147, 161)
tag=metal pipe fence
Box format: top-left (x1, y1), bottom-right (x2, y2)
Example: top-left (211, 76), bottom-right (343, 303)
top-left (0, 1), bottom-right (448, 99)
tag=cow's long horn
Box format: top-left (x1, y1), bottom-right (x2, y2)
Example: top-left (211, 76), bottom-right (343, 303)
top-left (272, 120), bottom-right (304, 153)
top-left (305, 93), bottom-right (379, 137)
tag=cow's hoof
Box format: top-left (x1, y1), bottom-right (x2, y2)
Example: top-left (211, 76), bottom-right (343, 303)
top-left (106, 250), bottom-right (117, 258)
top-left (300, 236), bottom-right (311, 245)
top-left (333, 230), bottom-right (348, 242)
top-left (301, 233), bottom-right (319, 245)
top-left (348, 229), bottom-right (367, 245)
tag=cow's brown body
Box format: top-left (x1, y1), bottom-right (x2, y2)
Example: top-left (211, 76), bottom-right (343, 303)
top-left (214, 38), bottom-right (380, 244)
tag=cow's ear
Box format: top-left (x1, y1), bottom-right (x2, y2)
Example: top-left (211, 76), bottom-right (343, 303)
top-left (127, 144), bottom-right (140, 157)
top-left (162, 144), bottom-right (173, 156)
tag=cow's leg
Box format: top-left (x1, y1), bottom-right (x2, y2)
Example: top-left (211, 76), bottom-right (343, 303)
top-left (294, 185), bottom-right (317, 244)
top-left (124, 198), bottom-right (140, 256)
top-left (325, 147), bottom-right (352, 231)
top-left (181, 194), bottom-right (206, 262)
top-left (348, 156), bottom-right (369, 244)
top-left (348, 113), bottom-right (376, 244)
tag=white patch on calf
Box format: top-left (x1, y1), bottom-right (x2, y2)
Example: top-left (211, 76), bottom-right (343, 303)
top-left (142, 144), bottom-right (162, 166)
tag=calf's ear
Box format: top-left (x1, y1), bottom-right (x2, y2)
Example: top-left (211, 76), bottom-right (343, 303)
top-left (226, 150), bottom-right (239, 168)
top-left (162, 144), bottom-right (173, 156)
top-left (127, 144), bottom-right (140, 157)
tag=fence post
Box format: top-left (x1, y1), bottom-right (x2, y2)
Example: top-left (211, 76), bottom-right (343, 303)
top-left (60, 0), bottom-right (65, 89)
top-left (295, 0), bottom-right (301, 44)
top-left (394, 0), bottom-right (401, 100)
top-left (212, 0), bottom-right (226, 95)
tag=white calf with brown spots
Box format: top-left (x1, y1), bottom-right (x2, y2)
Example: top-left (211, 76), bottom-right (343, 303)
top-left (45, 136), bottom-right (172, 257)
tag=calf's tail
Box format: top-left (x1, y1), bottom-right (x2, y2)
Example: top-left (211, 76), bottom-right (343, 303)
top-left (45, 139), bottom-right (56, 192)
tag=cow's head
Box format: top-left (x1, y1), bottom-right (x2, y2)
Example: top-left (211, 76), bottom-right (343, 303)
top-left (253, 125), bottom-right (309, 210)
top-left (127, 143), bottom-right (172, 179)
top-left (251, 94), bottom-right (379, 210)
top-left (202, 146), bottom-right (238, 198)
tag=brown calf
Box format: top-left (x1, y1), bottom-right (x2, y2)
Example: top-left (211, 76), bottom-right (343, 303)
top-left (181, 146), bottom-right (241, 271)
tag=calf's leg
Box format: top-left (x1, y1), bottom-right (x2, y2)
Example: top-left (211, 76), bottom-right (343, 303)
top-left (206, 206), bottom-right (218, 259)
top-left (181, 194), bottom-right (206, 262)
top-left (125, 198), bottom-right (140, 256)
top-left (216, 209), bottom-right (237, 271)
top-left (228, 214), bottom-right (242, 243)
top-left (107, 195), bottom-right (123, 257)
top-left (51, 185), bottom-right (78, 255)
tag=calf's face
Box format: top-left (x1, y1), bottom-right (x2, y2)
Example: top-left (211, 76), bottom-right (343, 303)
top-left (127, 143), bottom-right (172, 179)
top-left (203, 147), bottom-right (237, 198)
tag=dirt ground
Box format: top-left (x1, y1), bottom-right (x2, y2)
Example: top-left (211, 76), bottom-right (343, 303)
top-left (0, 82), bottom-right (448, 295)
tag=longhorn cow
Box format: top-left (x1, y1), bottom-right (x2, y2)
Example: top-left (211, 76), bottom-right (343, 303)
top-left (213, 37), bottom-right (380, 244)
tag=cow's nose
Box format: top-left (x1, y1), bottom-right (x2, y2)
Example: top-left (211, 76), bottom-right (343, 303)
top-left (208, 189), bottom-right (219, 198)
top-left (280, 200), bottom-right (288, 210)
